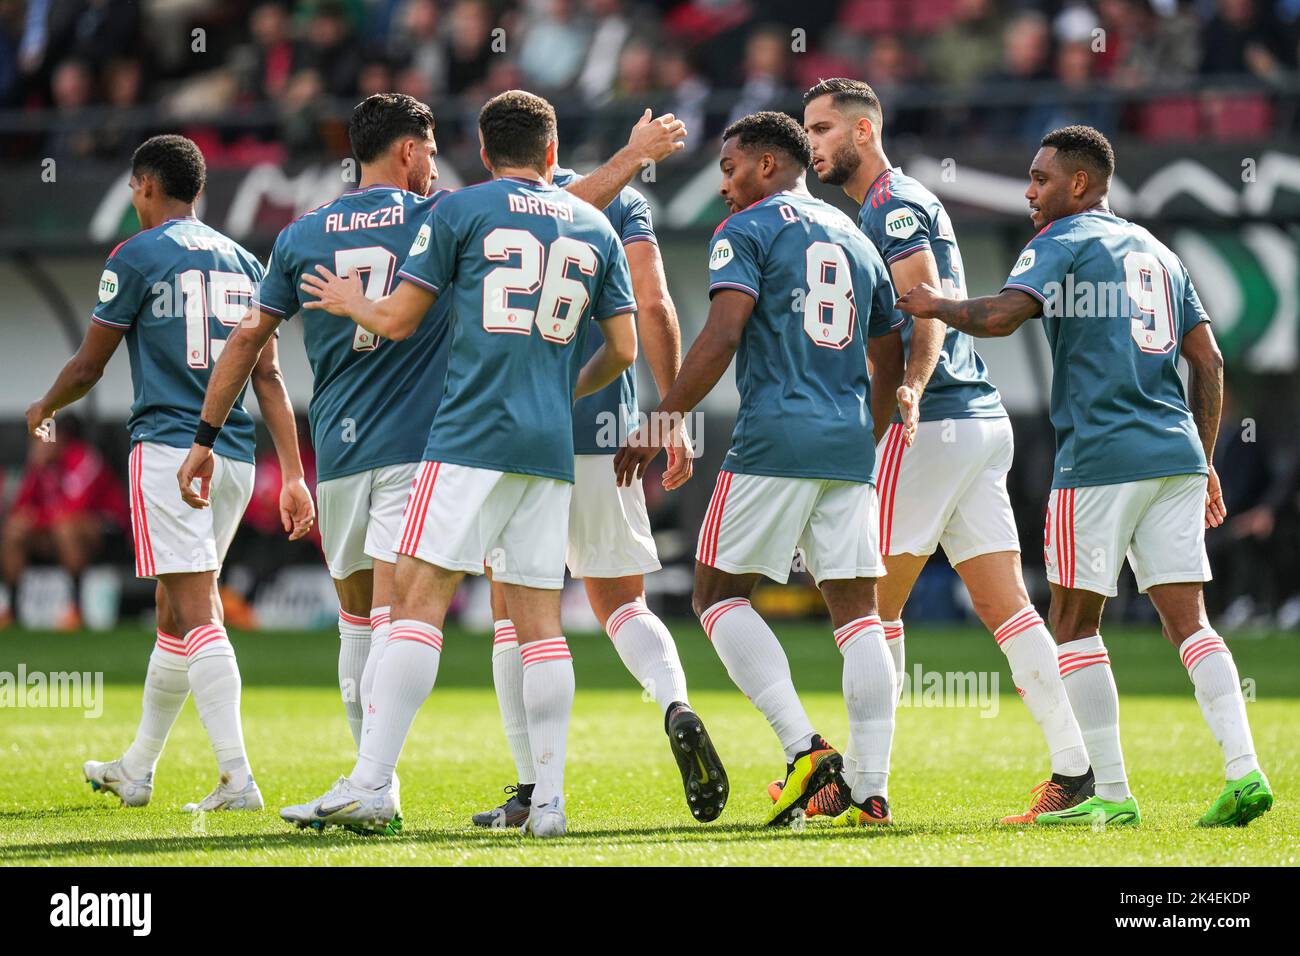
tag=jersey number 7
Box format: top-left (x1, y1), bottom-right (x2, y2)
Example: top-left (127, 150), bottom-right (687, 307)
top-left (336, 247), bottom-right (398, 352)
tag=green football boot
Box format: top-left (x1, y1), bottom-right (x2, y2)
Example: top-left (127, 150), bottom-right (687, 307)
top-left (1035, 793), bottom-right (1141, 827)
top-left (1197, 769), bottom-right (1273, 827)
top-left (765, 734), bottom-right (842, 827)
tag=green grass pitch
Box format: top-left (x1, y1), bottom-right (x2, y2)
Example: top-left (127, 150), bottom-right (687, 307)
top-left (1, 621), bottom-right (1295, 866)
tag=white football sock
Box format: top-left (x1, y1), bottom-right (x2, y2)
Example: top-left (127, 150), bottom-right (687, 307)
top-left (605, 600), bottom-right (689, 712)
top-left (352, 619), bottom-right (442, 790)
top-left (338, 610), bottom-right (370, 747)
top-left (1058, 634), bottom-right (1129, 802)
top-left (121, 630), bottom-right (190, 779)
top-left (185, 625), bottom-right (251, 789)
top-left (702, 598), bottom-right (814, 762)
top-left (882, 619), bottom-right (905, 702)
top-left (358, 606), bottom-right (390, 715)
top-left (491, 619), bottom-right (536, 786)
top-left (1179, 628), bottom-right (1260, 779)
top-left (835, 616), bottom-right (896, 802)
top-left (520, 637), bottom-right (575, 808)
top-left (995, 607), bottom-right (1090, 777)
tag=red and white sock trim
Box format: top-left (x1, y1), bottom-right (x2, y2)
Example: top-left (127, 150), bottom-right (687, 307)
top-left (994, 606), bottom-right (1044, 647)
top-left (184, 624), bottom-right (230, 659)
top-left (606, 601), bottom-right (654, 641)
top-left (339, 608), bottom-right (369, 628)
top-left (389, 620), bottom-right (444, 651)
top-left (1180, 630), bottom-right (1228, 674)
top-left (155, 629), bottom-right (186, 657)
top-left (882, 620), bottom-right (904, 642)
top-left (370, 607), bottom-right (391, 631)
top-left (493, 619), bottom-right (518, 648)
top-left (1058, 638), bottom-right (1110, 678)
top-left (520, 637), bottom-right (571, 668)
top-left (833, 615), bottom-right (882, 652)
top-left (699, 597), bottom-right (750, 641)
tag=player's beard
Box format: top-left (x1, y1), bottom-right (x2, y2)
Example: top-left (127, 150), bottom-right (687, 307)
top-left (818, 142), bottom-right (861, 187)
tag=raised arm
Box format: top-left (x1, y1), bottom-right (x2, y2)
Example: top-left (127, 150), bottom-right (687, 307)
top-left (888, 250), bottom-right (944, 442)
top-left (868, 329), bottom-right (906, 445)
top-left (299, 268), bottom-right (436, 341)
top-left (565, 110), bottom-right (687, 210)
top-left (1182, 321), bottom-right (1226, 529)
top-left (613, 288), bottom-right (754, 486)
top-left (896, 283), bottom-right (1040, 338)
top-left (25, 323), bottom-right (124, 438)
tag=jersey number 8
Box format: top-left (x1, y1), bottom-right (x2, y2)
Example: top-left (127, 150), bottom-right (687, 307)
top-left (482, 228), bottom-right (597, 344)
top-left (802, 241), bottom-right (857, 350)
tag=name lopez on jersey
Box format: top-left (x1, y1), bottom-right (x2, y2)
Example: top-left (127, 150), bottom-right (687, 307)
top-left (325, 203), bottom-right (406, 233)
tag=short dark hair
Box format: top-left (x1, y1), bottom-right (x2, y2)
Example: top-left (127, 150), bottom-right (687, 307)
top-left (802, 77), bottom-right (882, 122)
top-left (1041, 125), bottom-right (1115, 185)
top-left (349, 93), bottom-right (435, 164)
top-left (131, 135), bottom-right (206, 203)
top-left (478, 90), bottom-right (557, 171)
top-left (722, 111), bottom-right (812, 168)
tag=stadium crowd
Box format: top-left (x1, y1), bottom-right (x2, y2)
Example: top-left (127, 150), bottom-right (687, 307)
top-left (1, 0), bottom-right (1299, 164)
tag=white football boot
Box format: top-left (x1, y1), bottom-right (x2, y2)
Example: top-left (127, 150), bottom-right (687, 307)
top-left (521, 796), bottom-right (567, 838)
top-left (182, 774), bottom-right (264, 813)
top-left (83, 758), bottom-right (153, 807)
top-left (280, 776), bottom-right (402, 834)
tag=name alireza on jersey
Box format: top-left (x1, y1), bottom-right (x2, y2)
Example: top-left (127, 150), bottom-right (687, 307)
top-left (324, 202), bottom-right (407, 233)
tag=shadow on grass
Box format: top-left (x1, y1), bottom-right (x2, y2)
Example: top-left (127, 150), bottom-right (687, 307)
top-left (0, 817), bottom-right (1029, 863)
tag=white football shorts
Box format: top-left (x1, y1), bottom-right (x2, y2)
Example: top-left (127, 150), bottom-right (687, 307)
top-left (566, 454), bottom-right (660, 579)
top-left (316, 462), bottom-right (420, 579)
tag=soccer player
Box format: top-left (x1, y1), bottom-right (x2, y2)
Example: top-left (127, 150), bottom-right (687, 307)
top-left (616, 112), bottom-right (905, 827)
top-left (25, 135), bottom-right (314, 812)
top-left (178, 94), bottom-right (684, 772)
top-left (801, 79), bottom-right (1093, 823)
top-left (472, 162), bottom-right (728, 830)
top-left (897, 125), bottom-right (1273, 827)
top-left (281, 90), bottom-right (639, 837)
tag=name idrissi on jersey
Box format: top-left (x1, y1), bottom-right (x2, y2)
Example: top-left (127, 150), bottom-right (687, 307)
top-left (325, 203), bottom-right (406, 234)
top-left (508, 192), bottom-right (574, 222)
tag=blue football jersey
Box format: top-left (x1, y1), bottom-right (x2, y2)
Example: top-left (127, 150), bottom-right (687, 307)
top-left (551, 167), bottom-right (657, 455)
top-left (91, 217), bottom-right (262, 462)
top-left (397, 176), bottom-right (637, 483)
top-left (1002, 208), bottom-right (1209, 489)
top-left (255, 184), bottom-right (453, 482)
top-left (858, 168), bottom-right (1004, 422)
top-left (707, 190), bottom-right (902, 483)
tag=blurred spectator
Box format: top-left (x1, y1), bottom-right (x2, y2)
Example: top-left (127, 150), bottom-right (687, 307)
top-left (1099, 0), bottom-right (1200, 88)
top-left (519, 0), bottom-right (591, 94)
top-left (576, 0), bottom-right (634, 104)
top-left (1, 423), bottom-right (128, 630)
top-left (243, 1), bottom-right (297, 103)
top-left (1200, 0), bottom-right (1289, 77)
top-left (446, 0), bottom-right (496, 96)
top-left (1021, 40), bottom-right (1119, 141)
top-left (44, 57), bottom-right (96, 160)
top-left (928, 0), bottom-right (1005, 89)
top-left (982, 11), bottom-right (1055, 142)
top-left (95, 56), bottom-right (144, 159)
top-left (389, 0), bottom-right (446, 97)
top-left (726, 24), bottom-right (793, 127)
top-left (656, 47), bottom-right (712, 153)
top-left (297, 0), bottom-right (362, 98)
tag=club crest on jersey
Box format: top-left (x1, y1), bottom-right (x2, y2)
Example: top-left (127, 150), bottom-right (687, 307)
top-left (98, 269), bottom-right (119, 303)
top-left (409, 223), bottom-right (431, 256)
top-left (709, 238), bottom-right (733, 271)
top-left (884, 207), bottom-right (919, 240)
top-left (1011, 249), bottom-right (1036, 276)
